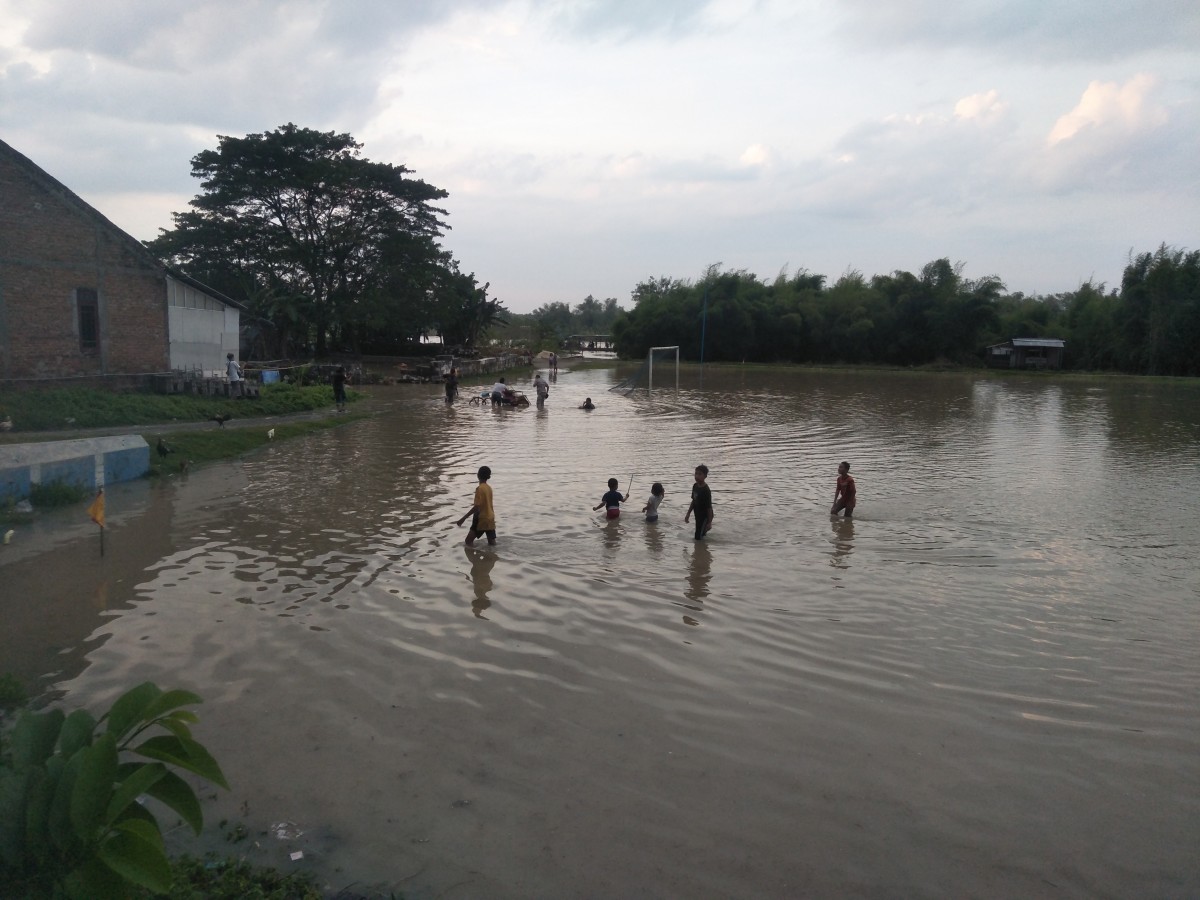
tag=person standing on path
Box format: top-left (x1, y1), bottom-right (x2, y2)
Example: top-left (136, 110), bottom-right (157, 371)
top-left (332, 365), bottom-right (348, 411)
top-left (226, 353), bottom-right (244, 398)
top-left (684, 464), bottom-right (713, 540)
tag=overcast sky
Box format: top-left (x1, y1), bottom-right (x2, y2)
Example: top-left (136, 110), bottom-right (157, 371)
top-left (2, 0), bottom-right (1197, 313)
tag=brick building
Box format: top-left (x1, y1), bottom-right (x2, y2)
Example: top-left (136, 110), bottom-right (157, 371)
top-left (0, 138), bottom-right (240, 383)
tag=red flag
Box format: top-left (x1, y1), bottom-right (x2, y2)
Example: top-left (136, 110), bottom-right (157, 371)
top-left (87, 489), bottom-right (105, 528)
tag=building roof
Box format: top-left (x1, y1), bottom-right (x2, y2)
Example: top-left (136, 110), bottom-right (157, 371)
top-left (166, 269), bottom-right (247, 313)
top-left (1, 138), bottom-right (242, 310)
top-left (988, 338), bottom-right (1067, 350)
top-left (1010, 338), bottom-right (1066, 348)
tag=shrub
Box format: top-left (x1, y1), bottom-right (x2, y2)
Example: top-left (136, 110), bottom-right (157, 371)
top-left (28, 480), bottom-right (90, 508)
top-left (0, 682), bottom-right (228, 898)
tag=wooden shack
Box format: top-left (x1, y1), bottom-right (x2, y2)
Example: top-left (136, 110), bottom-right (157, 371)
top-left (985, 338), bottom-right (1066, 369)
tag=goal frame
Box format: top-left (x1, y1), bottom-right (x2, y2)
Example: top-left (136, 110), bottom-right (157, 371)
top-left (648, 346), bottom-right (679, 392)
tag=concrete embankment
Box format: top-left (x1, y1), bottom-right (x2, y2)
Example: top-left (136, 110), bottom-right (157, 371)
top-left (0, 435), bottom-right (149, 502)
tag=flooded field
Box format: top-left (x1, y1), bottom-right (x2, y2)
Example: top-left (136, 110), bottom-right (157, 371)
top-left (3, 365), bottom-right (1199, 898)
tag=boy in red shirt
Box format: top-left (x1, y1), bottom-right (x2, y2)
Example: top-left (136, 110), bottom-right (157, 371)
top-left (831, 461), bottom-right (856, 517)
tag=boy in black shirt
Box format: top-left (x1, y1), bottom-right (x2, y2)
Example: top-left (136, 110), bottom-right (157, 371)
top-left (684, 464), bottom-right (713, 540)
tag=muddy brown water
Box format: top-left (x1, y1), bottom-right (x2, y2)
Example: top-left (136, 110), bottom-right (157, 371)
top-left (3, 367), bottom-right (1198, 898)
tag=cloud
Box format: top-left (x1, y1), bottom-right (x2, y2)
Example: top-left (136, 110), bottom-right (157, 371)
top-left (834, 0), bottom-right (1200, 61)
top-left (547, 0), bottom-right (714, 40)
top-left (1047, 74), bottom-right (1166, 145)
top-left (1027, 73), bottom-right (1198, 195)
top-left (954, 89), bottom-right (1009, 123)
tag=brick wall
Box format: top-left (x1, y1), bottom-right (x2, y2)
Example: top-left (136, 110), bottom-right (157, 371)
top-left (0, 147), bottom-right (170, 380)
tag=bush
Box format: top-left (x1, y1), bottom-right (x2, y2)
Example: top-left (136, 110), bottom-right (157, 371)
top-left (28, 480), bottom-right (90, 508)
top-left (0, 682), bottom-right (228, 898)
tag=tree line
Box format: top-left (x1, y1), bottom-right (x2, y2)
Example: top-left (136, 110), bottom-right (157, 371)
top-left (147, 125), bottom-right (1196, 375)
top-left (612, 248), bottom-right (1200, 376)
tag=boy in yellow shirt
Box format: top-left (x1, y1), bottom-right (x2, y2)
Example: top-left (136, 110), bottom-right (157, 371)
top-left (457, 466), bottom-right (497, 545)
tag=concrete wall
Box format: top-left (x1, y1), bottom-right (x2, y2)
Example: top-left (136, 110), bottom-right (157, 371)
top-left (167, 275), bottom-right (241, 375)
top-left (0, 435), bottom-right (149, 502)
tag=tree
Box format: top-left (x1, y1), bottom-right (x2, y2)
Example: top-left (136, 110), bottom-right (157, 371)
top-left (574, 295), bottom-right (605, 332)
top-left (433, 266), bottom-right (509, 348)
top-left (148, 124), bottom-right (450, 356)
top-left (1117, 245), bottom-right (1200, 375)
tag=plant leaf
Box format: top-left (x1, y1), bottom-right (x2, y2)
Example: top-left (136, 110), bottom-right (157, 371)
top-left (103, 682), bottom-right (161, 743)
top-left (70, 734), bottom-right (118, 844)
top-left (48, 749), bottom-right (82, 854)
top-left (0, 768), bottom-right (33, 867)
top-left (105, 762), bottom-right (167, 827)
top-left (57, 709), bottom-right (96, 758)
top-left (96, 819), bottom-right (171, 894)
top-left (140, 689), bottom-right (202, 723)
top-left (155, 716), bottom-right (194, 741)
top-left (131, 735), bottom-right (229, 790)
top-left (142, 769), bottom-right (205, 834)
top-left (9, 708), bottom-right (64, 768)
top-left (24, 756), bottom-right (62, 861)
top-left (64, 855), bottom-right (128, 900)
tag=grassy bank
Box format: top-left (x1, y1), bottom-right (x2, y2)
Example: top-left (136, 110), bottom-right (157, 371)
top-left (143, 415), bottom-right (365, 477)
top-left (0, 383), bottom-right (353, 433)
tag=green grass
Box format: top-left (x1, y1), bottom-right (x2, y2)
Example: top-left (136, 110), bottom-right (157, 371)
top-left (144, 415), bottom-right (366, 477)
top-left (130, 854), bottom-right (325, 900)
top-left (0, 383), bottom-right (355, 433)
top-left (27, 479), bottom-right (90, 507)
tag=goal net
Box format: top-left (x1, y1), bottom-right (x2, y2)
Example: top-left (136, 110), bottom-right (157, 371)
top-left (609, 346), bottom-right (679, 394)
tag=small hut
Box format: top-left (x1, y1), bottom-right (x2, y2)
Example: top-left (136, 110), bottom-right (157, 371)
top-left (985, 338), bottom-right (1066, 369)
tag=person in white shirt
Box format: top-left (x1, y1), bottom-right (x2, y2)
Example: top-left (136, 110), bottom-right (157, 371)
top-left (226, 353), bottom-right (243, 397)
top-left (490, 377), bottom-right (507, 406)
top-left (642, 482), bottom-right (665, 521)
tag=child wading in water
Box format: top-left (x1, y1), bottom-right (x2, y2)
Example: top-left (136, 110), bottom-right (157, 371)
top-left (831, 461), bottom-right (856, 517)
top-left (642, 483), bottom-right (665, 522)
top-left (457, 466), bottom-right (497, 545)
top-left (684, 465), bottom-right (713, 539)
top-left (593, 478), bottom-right (628, 520)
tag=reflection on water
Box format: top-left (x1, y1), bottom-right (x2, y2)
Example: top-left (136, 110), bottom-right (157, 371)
top-left (464, 546), bottom-right (496, 619)
top-left (4, 368), bottom-right (1199, 898)
top-left (829, 517), bottom-right (855, 571)
top-left (683, 541), bottom-right (712, 611)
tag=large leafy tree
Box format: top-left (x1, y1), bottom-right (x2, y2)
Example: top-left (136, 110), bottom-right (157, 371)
top-left (148, 123), bottom-right (450, 356)
top-left (432, 265), bottom-right (509, 348)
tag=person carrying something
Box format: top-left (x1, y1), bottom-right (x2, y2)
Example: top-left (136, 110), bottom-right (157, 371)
top-left (593, 477), bottom-right (628, 520)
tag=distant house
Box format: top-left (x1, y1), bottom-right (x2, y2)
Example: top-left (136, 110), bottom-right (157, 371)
top-left (0, 138), bottom-right (241, 384)
top-left (985, 338), bottom-right (1066, 369)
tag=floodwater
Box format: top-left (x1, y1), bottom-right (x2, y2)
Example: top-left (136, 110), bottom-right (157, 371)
top-left (3, 366), bottom-right (1199, 898)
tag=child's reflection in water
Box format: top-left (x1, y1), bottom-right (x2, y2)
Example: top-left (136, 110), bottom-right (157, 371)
top-left (684, 541), bottom-right (712, 621)
top-left (830, 518), bottom-right (855, 570)
top-left (465, 546), bottom-right (497, 618)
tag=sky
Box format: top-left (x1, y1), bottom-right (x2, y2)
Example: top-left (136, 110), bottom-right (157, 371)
top-left (1, 0), bottom-right (1197, 314)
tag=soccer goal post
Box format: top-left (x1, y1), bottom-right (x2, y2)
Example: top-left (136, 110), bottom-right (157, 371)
top-left (648, 346), bottom-right (679, 392)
